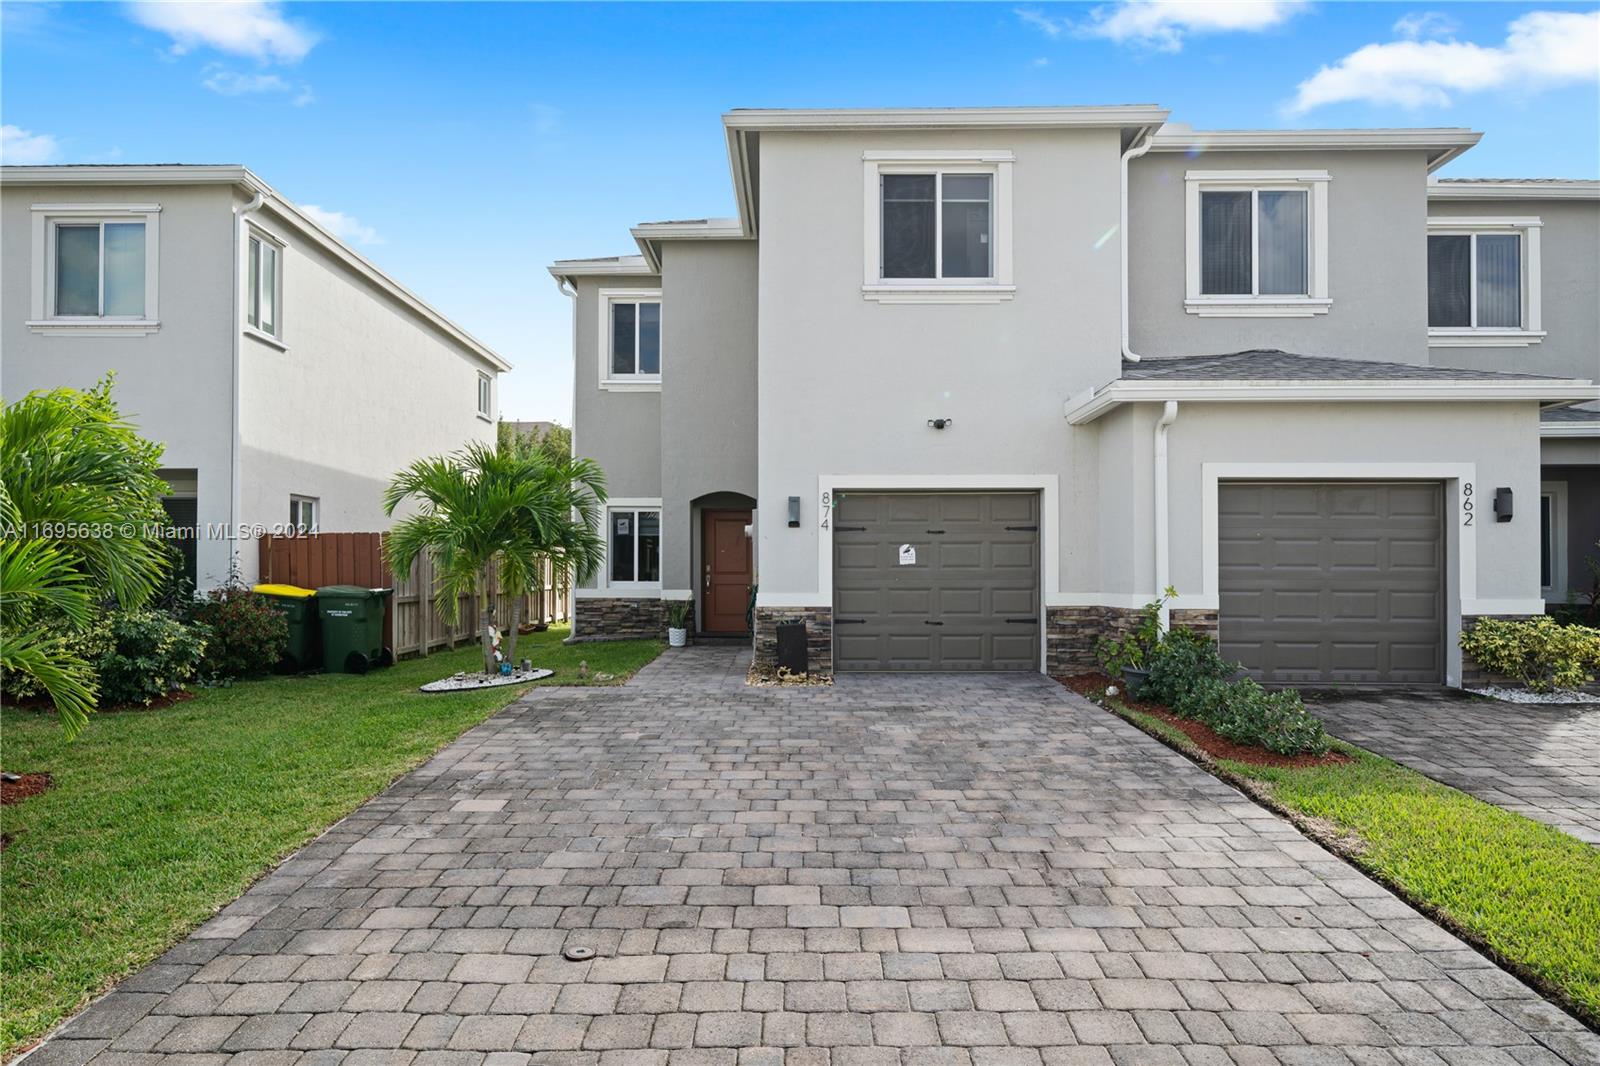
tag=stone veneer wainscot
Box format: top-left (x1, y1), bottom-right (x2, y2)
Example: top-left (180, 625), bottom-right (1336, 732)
top-left (573, 597), bottom-right (666, 640)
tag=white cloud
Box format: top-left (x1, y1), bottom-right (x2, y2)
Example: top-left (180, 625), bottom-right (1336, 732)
top-left (1, 124), bottom-right (60, 164)
top-left (1392, 10), bottom-right (1460, 41)
top-left (1289, 9), bottom-right (1600, 113)
top-left (125, 1), bottom-right (317, 62)
top-left (1019, 1), bottom-right (1307, 52)
top-left (300, 205), bottom-right (382, 246)
top-left (201, 64), bottom-right (314, 104)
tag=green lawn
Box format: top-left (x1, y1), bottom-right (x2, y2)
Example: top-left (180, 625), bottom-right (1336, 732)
top-left (1099, 695), bottom-right (1600, 1026)
top-left (0, 625), bottom-right (662, 1057)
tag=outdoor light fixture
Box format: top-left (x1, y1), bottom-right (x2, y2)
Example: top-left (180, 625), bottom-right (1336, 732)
top-left (788, 496), bottom-right (801, 527)
top-left (1494, 487), bottom-right (1513, 522)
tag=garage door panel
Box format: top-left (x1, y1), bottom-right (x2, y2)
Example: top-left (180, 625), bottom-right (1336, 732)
top-left (832, 492), bottom-right (1039, 671)
top-left (1219, 482), bottom-right (1443, 685)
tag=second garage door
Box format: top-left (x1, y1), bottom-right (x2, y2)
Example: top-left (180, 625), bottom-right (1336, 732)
top-left (832, 492), bottom-right (1040, 671)
top-left (1219, 481), bottom-right (1445, 685)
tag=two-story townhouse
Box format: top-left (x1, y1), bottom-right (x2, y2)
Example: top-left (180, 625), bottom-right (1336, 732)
top-left (550, 107), bottom-right (1598, 688)
top-left (2, 165), bottom-right (510, 590)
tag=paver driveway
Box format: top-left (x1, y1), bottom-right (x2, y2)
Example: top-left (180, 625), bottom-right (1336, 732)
top-left (1311, 691), bottom-right (1600, 845)
top-left (31, 647), bottom-right (1599, 1066)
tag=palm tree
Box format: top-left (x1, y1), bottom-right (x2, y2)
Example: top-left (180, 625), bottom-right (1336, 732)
top-left (384, 443), bottom-right (606, 674)
top-left (1, 379), bottom-right (174, 737)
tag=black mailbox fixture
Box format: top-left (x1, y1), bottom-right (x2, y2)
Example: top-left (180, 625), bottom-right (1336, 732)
top-left (1494, 487), bottom-right (1513, 522)
top-left (775, 621), bottom-right (808, 675)
top-left (787, 496), bottom-right (801, 528)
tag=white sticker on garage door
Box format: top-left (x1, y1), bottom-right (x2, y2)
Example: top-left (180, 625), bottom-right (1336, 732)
top-left (898, 544), bottom-right (916, 565)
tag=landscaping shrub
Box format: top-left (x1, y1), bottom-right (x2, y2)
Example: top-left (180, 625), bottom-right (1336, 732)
top-left (0, 613), bottom-right (114, 705)
top-left (1142, 627), bottom-right (1236, 706)
top-left (1095, 588), bottom-right (1172, 674)
top-left (1205, 680), bottom-right (1329, 757)
top-left (1460, 616), bottom-right (1600, 693)
top-left (193, 584), bottom-right (288, 680)
top-left (97, 610), bottom-right (208, 706)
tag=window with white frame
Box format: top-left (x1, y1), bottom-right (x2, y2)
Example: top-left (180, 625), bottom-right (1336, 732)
top-left (29, 204), bottom-right (162, 331)
top-left (1184, 172), bottom-right (1329, 315)
top-left (862, 151), bottom-right (1014, 302)
top-left (1540, 481), bottom-right (1566, 597)
top-left (598, 290), bottom-right (661, 389)
top-left (608, 507), bottom-right (661, 585)
top-left (1427, 218), bottom-right (1543, 345)
top-left (289, 495), bottom-right (319, 533)
top-left (477, 372), bottom-right (492, 419)
top-left (245, 230), bottom-right (283, 339)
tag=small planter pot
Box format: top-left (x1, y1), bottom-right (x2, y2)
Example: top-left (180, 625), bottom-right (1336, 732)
top-left (667, 627), bottom-right (688, 648)
top-left (1121, 667), bottom-right (1150, 698)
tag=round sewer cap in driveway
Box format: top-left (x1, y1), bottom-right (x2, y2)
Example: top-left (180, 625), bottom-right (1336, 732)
top-left (563, 946), bottom-right (597, 961)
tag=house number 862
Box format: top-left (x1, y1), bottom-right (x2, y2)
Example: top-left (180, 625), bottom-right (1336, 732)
top-left (1462, 482), bottom-right (1473, 527)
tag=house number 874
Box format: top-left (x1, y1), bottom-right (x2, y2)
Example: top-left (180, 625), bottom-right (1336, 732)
top-left (1462, 482), bottom-right (1473, 527)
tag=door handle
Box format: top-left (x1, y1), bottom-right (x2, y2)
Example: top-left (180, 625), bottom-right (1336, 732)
top-left (703, 564), bottom-right (710, 591)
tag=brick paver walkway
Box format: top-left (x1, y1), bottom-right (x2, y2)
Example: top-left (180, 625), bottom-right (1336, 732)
top-left (1311, 691), bottom-right (1600, 845)
top-left (28, 648), bottom-right (1599, 1066)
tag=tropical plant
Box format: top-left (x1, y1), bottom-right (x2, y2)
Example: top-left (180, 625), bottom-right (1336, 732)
top-left (385, 442), bottom-right (606, 674)
top-left (1, 379), bottom-right (174, 737)
top-left (1095, 586), bottom-right (1175, 675)
top-left (97, 609), bottom-right (208, 706)
top-left (193, 583), bottom-right (287, 680)
top-left (666, 600), bottom-right (691, 629)
top-left (1460, 616), bottom-right (1600, 693)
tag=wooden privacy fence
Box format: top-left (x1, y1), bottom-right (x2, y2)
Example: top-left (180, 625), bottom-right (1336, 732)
top-left (257, 533), bottom-right (570, 660)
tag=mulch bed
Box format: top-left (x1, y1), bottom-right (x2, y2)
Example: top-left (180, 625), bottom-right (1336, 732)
top-left (1056, 672), bottom-right (1351, 769)
top-left (8, 688), bottom-right (196, 715)
top-left (2, 772), bottom-right (53, 807)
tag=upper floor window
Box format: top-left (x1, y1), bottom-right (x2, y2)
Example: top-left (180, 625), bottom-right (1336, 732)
top-left (246, 230), bottom-right (283, 340)
top-left (598, 289), bottom-right (661, 390)
top-left (477, 372), bottom-right (492, 419)
top-left (862, 151), bottom-right (1014, 303)
top-left (289, 495), bottom-right (319, 533)
top-left (608, 506), bottom-right (661, 585)
top-left (28, 204), bottom-right (161, 333)
top-left (1426, 217), bottom-right (1544, 347)
top-left (1184, 171), bottom-right (1330, 317)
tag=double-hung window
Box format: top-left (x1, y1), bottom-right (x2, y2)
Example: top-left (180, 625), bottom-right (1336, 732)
top-left (1426, 218), bottom-right (1543, 346)
top-left (608, 506), bottom-right (661, 586)
top-left (863, 151), bottom-right (1014, 302)
top-left (245, 230), bottom-right (284, 341)
top-left (599, 290), bottom-right (661, 389)
top-left (30, 204), bottom-right (161, 332)
top-left (1184, 172), bottom-right (1330, 316)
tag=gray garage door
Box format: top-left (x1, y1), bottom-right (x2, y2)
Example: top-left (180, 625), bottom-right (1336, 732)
top-left (1219, 482), bottom-right (1445, 685)
top-left (833, 492), bottom-right (1040, 671)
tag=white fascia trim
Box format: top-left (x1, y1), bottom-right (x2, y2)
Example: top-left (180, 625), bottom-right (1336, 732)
top-left (1064, 379), bottom-right (1600, 424)
top-left (1429, 181), bottom-right (1600, 201)
top-left (630, 220), bottom-right (749, 271)
top-left (597, 288), bottom-right (663, 392)
top-left (4, 164), bottom-right (257, 187)
top-left (1200, 462), bottom-right (1478, 686)
top-left (547, 257), bottom-right (655, 278)
top-left (1150, 128), bottom-right (1480, 170)
top-left (1541, 421), bottom-right (1600, 438)
top-left (724, 106), bottom-right (1169, 132)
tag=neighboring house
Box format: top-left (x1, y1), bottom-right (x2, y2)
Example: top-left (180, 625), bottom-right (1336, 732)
top-left (2, 164), bottom-right (510, 590)
top-left (548, 107), bottom-right (1599, 687)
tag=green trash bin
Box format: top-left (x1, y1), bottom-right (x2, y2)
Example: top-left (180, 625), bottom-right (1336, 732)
top-left (251, 584), bottom-right (319, 672)
top-left (315, 585), bottom-right (395, 675)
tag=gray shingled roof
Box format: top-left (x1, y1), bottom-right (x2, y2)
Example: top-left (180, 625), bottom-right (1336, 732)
top-left (1436, 177), bottom-right (1599, 185)
top-left (1542, 406), bottom-right (1600, 423)
top-left (1124, 350), bottom-right (1569, 382)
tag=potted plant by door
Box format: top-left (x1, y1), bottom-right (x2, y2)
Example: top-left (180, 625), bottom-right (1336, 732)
top-left (666, 600), bottom-right (690, 648)
top-left (1094, 588), bottom-right (1173, 698)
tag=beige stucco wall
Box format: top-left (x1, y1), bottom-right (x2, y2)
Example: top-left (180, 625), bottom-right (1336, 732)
top-left (755, 126), bottom-right (1125, 605)
top-left (1, 182), bottom-right (240, 586)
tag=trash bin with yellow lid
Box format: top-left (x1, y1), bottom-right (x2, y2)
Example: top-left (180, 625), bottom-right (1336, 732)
top-left (250, 583), bottom-right (319, 672)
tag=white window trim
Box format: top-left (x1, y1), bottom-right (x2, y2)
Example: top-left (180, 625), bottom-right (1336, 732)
top-left (597, 289), bottom-right (662, 391)
top-left (862, 150), bottom-right (1015, 304)
top-left (289, 495), bottom-right (319, 534)
top-left (476, 372), bottom-right (493, 422)
top-left (601, 498), bottom-right (664, 592)
top-left (28, 203), bottom-right (161, 334)
top-left (243, 223), bottom-right (286, 349)
top-left (1184, 171), bottom-right (1330, 317)
top-left (1426, 216), bottom-right (1544, 347)
top-left (1541, 480), bottom-right (1567, 601)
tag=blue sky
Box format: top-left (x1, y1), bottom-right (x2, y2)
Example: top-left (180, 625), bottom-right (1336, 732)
top-left (4, 1), bottom-right (1597, 422)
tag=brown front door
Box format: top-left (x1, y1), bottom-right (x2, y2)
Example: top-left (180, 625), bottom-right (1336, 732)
top-left (701, 509), bottom-right (753, 634)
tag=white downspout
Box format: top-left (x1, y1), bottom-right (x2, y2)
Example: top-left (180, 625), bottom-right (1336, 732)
top-left (1120, 126), bottom-right (1158, 363)
top-left (1154, 400), bottom-right (1179, 629)
top-left (554, 274), bottom-right (579, 631)
top-left (230, 188), bottom-right (265, 580)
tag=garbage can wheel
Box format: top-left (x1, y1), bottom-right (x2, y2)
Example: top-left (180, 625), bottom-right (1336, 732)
top-left (377, 647), bottom-right (395, 668)
top-left (344, 651), bottom-right (371, 675)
